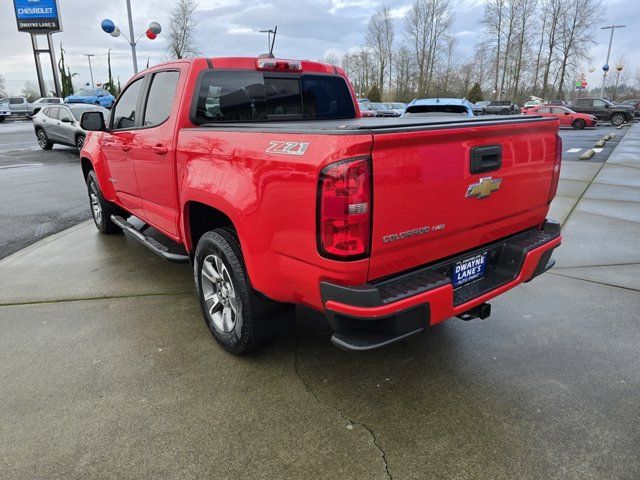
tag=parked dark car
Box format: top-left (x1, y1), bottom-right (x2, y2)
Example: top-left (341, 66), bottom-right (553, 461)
top-left (622, 99), bottom-right (640, 118)
top-left (368, 102), bottom-right (399, 117)
top-left (483, 101), bottom-right (520, 115)
top-left (472, 100), bottom-right (490, 115)
top-left (571, 98), bottom-right (634, 126)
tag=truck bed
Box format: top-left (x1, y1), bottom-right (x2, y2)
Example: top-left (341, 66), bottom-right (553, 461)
top-left (195, 115), bottom-right (551, 133)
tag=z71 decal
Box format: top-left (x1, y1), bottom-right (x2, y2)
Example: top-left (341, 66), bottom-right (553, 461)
top-left (266, 141), bottom-right (309, 156)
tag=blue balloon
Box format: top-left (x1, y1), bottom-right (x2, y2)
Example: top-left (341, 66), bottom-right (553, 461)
top-left (602, 64), bottom-right (610, 72)
top-left (101, 19), bottom-right (115, 34)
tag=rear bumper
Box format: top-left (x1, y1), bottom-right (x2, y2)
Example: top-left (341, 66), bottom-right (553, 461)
top-left (322, 220), bottom-right (562, 351)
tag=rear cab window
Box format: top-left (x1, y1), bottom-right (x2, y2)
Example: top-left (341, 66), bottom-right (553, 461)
top-left (192, 70), bottom-right (356, 124)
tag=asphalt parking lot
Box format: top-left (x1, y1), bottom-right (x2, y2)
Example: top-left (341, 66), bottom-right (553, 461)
top-left (0, 119), bottom-right (639, 479)
top-left (558, 123), bottom-right (623, 162)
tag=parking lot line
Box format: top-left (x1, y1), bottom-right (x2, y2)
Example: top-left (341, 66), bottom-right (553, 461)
top-left (566, 148), bottom-right (582, 153)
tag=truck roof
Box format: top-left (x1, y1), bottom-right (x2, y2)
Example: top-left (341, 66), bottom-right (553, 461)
top-left (142, 56), bottom-right (339, 75)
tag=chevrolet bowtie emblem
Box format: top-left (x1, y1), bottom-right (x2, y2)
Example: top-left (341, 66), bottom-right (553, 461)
top-left (466, 177), bottom-right (502, 199)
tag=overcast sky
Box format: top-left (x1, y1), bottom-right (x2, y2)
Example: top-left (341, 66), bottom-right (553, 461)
top-left (0, 0), bottom-right (636, 95)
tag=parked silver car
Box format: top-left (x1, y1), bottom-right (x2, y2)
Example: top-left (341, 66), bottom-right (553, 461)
top-left (32, 104), bottom-right (109, 150)
top-left (29, 97), bottom-right (64, 116)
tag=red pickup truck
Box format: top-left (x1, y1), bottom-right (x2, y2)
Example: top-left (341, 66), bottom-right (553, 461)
top-left (79, 57), bottom-right (562, 354)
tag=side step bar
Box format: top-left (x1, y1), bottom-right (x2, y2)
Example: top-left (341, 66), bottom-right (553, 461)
top-left (110, 215), bottom-right (189, 263)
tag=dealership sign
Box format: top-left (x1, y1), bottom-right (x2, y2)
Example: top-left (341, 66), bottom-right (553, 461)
top-left (13, 0), bottom-right (61, 32)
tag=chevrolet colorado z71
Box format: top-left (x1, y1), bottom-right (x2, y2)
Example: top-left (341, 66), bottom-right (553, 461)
top-left (79, 57), bottom-right (562, 354)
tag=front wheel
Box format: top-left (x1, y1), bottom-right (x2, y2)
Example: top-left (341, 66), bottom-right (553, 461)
top-left (610, 113), bottom-right (625, 126)
top-left (86, 170), bottom-right (122, 234)
top-left (572, 119), bottom-right (586, 130)
top-left (194, 229), bottom-right (288, 354)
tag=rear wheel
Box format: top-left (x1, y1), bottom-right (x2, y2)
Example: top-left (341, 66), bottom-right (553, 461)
top-left (500, 108), bottom-right (509, 115)
top-left (194, 229), bottom-right (288, 354)
top-left (610, 113), bottom-right (625, 126)
top-left (572, 119), bottom-right (586, 130)
top-left (0, 116), bottom-right (5, 123)
top-left (36, 128), bottom-right (53, 150)
top-left (86, 170), bottom-right (122, 234)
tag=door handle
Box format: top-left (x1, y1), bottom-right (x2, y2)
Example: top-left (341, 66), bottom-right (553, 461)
top-left (470, 145), bottom-right (502, 174)
top-left (152, 145), bottom-right (168, 155)
top-left (121, 144), bottom-right (131, 152)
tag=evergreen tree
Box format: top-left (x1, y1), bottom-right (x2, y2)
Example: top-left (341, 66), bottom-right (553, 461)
top-left (367, 85), bottom-right (382, 102)
top-left (467, 82), bottom-right (483, 103)
top-left (58, 44), bottom-right (76, 97)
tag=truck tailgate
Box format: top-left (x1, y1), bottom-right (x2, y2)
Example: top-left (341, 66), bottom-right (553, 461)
top-left (369, 118), bottom-right (559, 281)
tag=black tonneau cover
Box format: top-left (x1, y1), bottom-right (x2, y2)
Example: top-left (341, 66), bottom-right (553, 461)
top-left (194, 114), bottom-right (552, 134)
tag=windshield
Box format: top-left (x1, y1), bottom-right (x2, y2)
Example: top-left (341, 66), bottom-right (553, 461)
top-left (386, 103), bottom-right (404, 109)
top-left (76, 89), bottom-right (98, 96)
top-left (369, 103), bottom-right (389, 110)
top-left (404, 104), bottom-right (468, 116)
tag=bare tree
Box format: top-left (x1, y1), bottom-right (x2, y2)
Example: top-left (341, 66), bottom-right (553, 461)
top-left (167, 0), bottom-right (201, 59)
top-left (0, 75), bottom-right (7, 97)
top-left (540, 0), bottom-right (564, 98)
top-left (406, 0), bottom-right (453, 97)
top-left (483, 0), bottom-right (505, 99)
top-left (366, 6), bottom-right (394, 94)
top-left (555, 0), bottom-right (601, 98)
top-left (21, 81), bottom-right (40, 102)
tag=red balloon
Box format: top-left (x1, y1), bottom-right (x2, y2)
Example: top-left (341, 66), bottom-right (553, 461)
top-left (146, 29), bottom-right (157, 40)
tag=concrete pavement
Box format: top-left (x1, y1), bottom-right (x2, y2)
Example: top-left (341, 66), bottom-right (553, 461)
top-left (1, 125), bottom-right (639, 479)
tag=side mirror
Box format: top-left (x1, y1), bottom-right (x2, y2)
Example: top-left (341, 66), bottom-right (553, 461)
top-left (61, 117), bottom-right (73, 123)
top-left (81, 111), bottom-right (106, 131)
top-left (563, 112), bottom-right (570, 115)
top-left (97, 92), bottom-right (105, 97)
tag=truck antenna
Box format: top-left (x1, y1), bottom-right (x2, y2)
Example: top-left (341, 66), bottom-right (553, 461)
top-left (258, 26), bottom-right (278, 58)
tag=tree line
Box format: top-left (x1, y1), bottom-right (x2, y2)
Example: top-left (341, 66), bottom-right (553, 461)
top-left (324, 0), bottom-right (639, 103)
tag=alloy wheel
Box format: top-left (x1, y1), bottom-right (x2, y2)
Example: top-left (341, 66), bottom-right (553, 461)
top-left (200, 254), bottom-right (240, 333)
top-left (89, 181), bottom-right (102, 225)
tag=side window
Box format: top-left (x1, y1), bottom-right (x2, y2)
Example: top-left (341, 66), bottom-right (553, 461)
top-left (195, 70), bottom-right (266, 122)
top-left (58, 108), bottom-right (73, 122)
top-left (551, 108), bottom-right (564, 114)
top-left (143, 71), bottom-right (180, 126)
top-left (593, 99), bottom-right (606, 108)
top-left (111, 78), bottom-right (143, 130)
top-left (46, 106), bottom-right (60, 119)
top-left (9, 98), bottom-right (23, 105)
top-left (538, 107), bottom-right (551, 114)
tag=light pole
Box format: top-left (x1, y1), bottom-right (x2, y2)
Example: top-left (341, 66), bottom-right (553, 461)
top-left (600, 25), bottom-right (626, 98)
top-left (84, 54), bottom-right (95, 88)
top-left (100, 5), bottom-right (161, 75)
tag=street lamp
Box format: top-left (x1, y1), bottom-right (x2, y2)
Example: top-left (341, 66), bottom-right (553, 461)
top-left (100, 2), bottom-right (161, 75)
top-left (599, 25), bottom-right (626, 98)
top-left (84, 54), bottom-right (96, 88)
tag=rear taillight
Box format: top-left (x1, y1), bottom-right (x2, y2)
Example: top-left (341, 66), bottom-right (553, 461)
top-left (317, 157), bottom-right (371, 259)
top-left (548, 134), bottom-right (562, 204)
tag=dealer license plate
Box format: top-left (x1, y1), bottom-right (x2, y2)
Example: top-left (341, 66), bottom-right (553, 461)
top-left (452, 252), bottom-right (488, 288)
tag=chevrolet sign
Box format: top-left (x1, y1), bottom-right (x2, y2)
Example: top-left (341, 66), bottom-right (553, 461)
top-left (466, 177), bottom-right (502, 199)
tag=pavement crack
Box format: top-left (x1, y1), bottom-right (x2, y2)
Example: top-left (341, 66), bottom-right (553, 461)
top-left (549, 271), bottom-right (640, 293)
top-left (292, 325), bottom-right (393, 480)
top-left (0, 291), bottom-right (193, 307)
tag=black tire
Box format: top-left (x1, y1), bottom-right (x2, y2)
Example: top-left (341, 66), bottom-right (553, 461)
top-left (610, 113), bottom-right (625, 126)
top-left (75, 134), bottom-right (86, 150)
top-left (86, 170), bottom-right (122, 234)
top-left (0, 116), bottom-right (5, 123)
top-left (572, 119), bottom-right (586, 130)
top-left (194, 229), bottom-right (288, 354)
top-left (500, 109), bottom-right (509, 115)
top-left (36, 128), bottom-right (53, 150)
